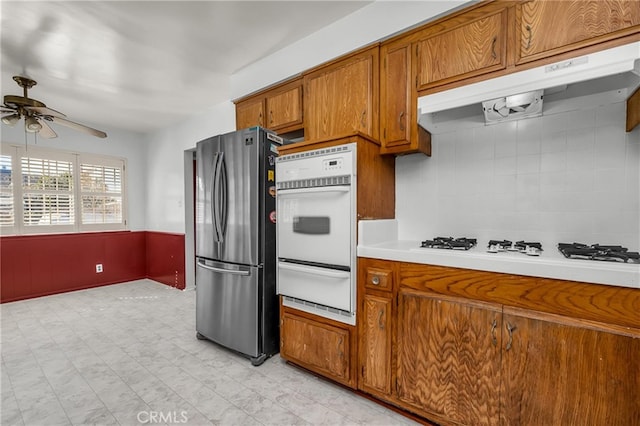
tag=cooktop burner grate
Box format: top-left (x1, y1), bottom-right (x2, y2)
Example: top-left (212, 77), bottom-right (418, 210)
top-left (487, 240), bottom-right (543, 256)
top-left (558, 243), bottom-right (640, 263)
top-left (421, 237), bottom-right (477, 250)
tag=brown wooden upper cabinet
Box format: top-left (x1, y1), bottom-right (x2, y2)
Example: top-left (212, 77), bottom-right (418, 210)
top-left (379, 40), bottom-right (431, 156)
top-left (235, 96), bottom-right (265, 130)
top-left (303, 46), bottom-right (379, 141)
top-left (516, 0), bottom-right (640, 64)
top-left (235, 78), bottom-right (303, 133)
top-left (415, 8), bottom-right (507, 91)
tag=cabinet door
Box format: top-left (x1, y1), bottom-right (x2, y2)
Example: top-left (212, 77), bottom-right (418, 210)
top-left (236, 98), bottom-right (264, 130)
top-left (280, 309), bottom-right (353, 386)
top-left (501, 308), bottom-right (640, 425)
top-left (380, 44), bottom-right (410, 149)
top-left (517, 0), bottom-right (640, 64)
top-left (359, 294), bottom-right (392, 396)
top-left (265, 81), bottom-right (303, 131)
top-left (396, 290), bottom-right (502, 425)
top-left (380, 42), bottom-right (431, 156)
top-left (304, 47), bottom-right (378, 141)
top-left (416, 10), bottom-right (506, 90)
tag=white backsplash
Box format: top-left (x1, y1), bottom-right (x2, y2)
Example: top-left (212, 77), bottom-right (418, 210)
top-left (396, 100), bottom-right (640, 252)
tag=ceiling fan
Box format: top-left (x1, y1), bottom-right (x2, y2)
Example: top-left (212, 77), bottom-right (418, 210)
top-left (1, 75), bottom-right (107, 139)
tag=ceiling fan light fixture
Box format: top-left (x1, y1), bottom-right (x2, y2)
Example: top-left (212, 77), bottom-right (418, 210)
top-left (25, 116), bottom-right (42, 132)
top-left (2, 113), bottom-right (20, 126)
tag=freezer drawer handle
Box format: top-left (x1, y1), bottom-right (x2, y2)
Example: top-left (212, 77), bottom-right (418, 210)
top-left (278, 261), bottom-right (350, 279)
top-left (197, 260), bottom-right (250, 276)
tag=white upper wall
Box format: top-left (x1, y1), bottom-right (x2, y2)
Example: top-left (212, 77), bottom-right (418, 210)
top-left (146, 0), bottom-right (467, 233)
top-left (144, 101), bottom-right (236, 233)
top-left (231, 0), bottom-right (467, 99)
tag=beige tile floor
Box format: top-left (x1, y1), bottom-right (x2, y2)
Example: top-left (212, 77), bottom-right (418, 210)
top-left (1, 280), bottom-right (419, 425)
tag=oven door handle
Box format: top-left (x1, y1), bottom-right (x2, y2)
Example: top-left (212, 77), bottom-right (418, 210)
top-left (278, 261), bottom-right (351, 279)
top-left (277, 186), bottom-right (350, 195)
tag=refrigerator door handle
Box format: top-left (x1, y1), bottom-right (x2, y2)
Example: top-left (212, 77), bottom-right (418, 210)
top-left (212, 152), bottom-right (226, 242)
top-left (197, 259), bottom-right (251, 276)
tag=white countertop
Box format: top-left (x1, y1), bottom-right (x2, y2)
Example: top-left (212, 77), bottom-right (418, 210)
top-left (357, 220), bottom-right (640, 290)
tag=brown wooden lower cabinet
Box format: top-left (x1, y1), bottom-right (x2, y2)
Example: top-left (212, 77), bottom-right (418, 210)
top-left (500, 308), bottom-right (640, 425)
top-left (280, 303), bottom-right (357, 388)
top-left (359, 293), bottom-right (393, 396)
top-left (356, 257), bottom-right (640, 426)
top-left (397, 291), bottom-right (502, 425)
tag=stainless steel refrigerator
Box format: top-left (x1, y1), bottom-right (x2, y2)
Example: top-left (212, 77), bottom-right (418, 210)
top-left (195, 127), bottom-right (284, 366)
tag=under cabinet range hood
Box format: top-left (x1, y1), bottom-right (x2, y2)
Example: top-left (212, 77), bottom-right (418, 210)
top-left (418, 41), bottom-right (640, 126)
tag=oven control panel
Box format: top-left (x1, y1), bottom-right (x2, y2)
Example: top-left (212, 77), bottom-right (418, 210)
top-left (276, 143), bottom-right (355, 183)
top-left (323, 157), bottom-right (344, 172)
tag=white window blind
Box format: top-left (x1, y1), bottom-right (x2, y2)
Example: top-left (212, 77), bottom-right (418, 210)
top-left (0, 144), bottom-right (127, 235)
top-left (80, 161), bottom-right (123, 225)
top-left (0, 155), bottom-right (13, 228)
top-left (22, 155), bottom-right (75, 227)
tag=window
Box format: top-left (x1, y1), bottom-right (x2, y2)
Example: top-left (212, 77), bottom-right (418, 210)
top-left (0, 145), bottom-right (126, 235)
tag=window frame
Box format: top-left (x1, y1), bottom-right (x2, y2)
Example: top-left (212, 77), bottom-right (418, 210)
top-left (0, 143), bottom-right (128, 235)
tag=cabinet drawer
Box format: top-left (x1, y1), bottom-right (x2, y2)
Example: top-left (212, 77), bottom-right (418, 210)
top-left (365, 267), bottom-right (393, 292)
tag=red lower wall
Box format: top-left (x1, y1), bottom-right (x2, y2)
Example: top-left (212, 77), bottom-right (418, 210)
top-left (146, 231), bottom-right (186, 290)
top-left (0, 231), bottom-right (185, 303)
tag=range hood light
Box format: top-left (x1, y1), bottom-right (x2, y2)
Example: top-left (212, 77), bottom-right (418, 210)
top-left (482, 90), bottom-right (543, 124)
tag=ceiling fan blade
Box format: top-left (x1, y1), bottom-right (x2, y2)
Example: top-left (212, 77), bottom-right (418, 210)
top-left (49, 116), bottom-right (107, 138)
top-left (28, 106), bottom-right (67, 118)
top-left (38, 118), bottom-right (58, 139)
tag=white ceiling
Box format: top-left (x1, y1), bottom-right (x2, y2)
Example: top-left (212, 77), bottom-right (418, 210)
top-left (1, 1), bottom-right (373, 135)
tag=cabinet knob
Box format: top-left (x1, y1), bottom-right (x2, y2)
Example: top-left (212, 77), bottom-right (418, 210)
top-left (525, 25), bottom-right (532, 50)
top-left (371, 275), bottom-right (380, 286)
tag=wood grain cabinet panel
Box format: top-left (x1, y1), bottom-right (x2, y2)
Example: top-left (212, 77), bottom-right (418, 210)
top-left (304, 47), bottom-right (379, 141)
top-left (280, 307), bottom-right (355, 387)
top-left (265, 82), bottom-right (302, 131)
top-left (396, 290), bottom-right (502, 425)
top-left (356, 258), bottom-right (640, 425)
top-left (235, 97), bottom-right (264, 130)
top-left (500, 308), bottom-right (640, 425)
top-left (416, 9), bottom-right (506, 90)
top-left (516, 0), bottom-right (640, 64)
top-left (380, 44), bottom-right (410, 148)
top-left (364, 267), bottom-right (393, 292)
top-left (359, 294), bottom-right (392, 396)
top-left (235, 78), bottom-right (303, 133)
top-left (379, 41), bottom-right (431, 156)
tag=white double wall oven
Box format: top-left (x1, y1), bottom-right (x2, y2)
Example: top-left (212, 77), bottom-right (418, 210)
top-left (276, 143), bottom-right (357, 325)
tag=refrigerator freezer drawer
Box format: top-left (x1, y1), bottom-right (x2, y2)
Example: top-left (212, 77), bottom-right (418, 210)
top-left (196, 258), bottom-right (259, 357)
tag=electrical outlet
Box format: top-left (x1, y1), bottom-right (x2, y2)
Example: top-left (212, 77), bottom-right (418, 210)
top-left (96, 264), bottom-right (103, 273)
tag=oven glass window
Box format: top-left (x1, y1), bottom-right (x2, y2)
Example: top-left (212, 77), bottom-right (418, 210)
top-left (293, 216), bottom-right (330, 234)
